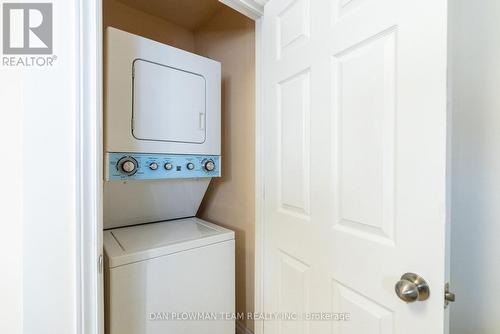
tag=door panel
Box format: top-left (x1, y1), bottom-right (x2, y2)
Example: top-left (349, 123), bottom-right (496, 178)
top-left (262, 0), bottom-right (449, 333)
top-left (278, 69), bottom-right (311, 218)
top-left (332, 281), bottom-right (393, 334)
top-left (333, 28), bottom-right (396, 245)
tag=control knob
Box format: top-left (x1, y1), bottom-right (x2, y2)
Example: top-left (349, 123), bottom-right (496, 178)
top-left (187, 162), bottom-right (195, 170)
top-left (204, 160), bottom-right (215, 172)
top-left (164, 162), bottom-right (173, 170)
top-left (117, 156), bottom-right (138, 176)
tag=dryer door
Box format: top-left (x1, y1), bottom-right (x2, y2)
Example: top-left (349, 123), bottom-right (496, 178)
top-left (132, 59), bottom-right (206, 144)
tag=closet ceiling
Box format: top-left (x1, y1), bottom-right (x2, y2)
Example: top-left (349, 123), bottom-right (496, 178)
top-left (117, 0), bottom-right (223, 30)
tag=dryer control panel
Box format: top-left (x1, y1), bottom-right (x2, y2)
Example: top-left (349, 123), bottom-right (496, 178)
top-left (107, 152), bottom-right (220, 181)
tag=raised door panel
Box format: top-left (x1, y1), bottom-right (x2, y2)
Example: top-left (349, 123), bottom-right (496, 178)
top-left (332, 281), bottom-right (393, 334)
top-left (332, 29), bottom-right (397, 245)
top-left (278, 69), bottom-right (311, 219)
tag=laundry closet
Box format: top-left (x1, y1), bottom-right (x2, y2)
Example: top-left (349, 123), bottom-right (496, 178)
top-left (102, 1), bottom-right (256, 333)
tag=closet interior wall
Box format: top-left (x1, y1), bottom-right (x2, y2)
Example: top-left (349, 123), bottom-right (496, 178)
top-left (194, 7), bottom-right (256, 333)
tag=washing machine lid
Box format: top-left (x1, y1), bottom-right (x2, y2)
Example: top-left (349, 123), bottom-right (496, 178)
top-left (104, 217), bottom-right (234, 268)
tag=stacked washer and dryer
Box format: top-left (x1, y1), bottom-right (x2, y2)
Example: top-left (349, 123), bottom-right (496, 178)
top-left (103, 28), bottom-right (235, 334)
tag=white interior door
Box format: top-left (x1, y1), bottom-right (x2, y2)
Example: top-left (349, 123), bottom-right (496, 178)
top-left (261, 0), bottom-right (449, 333)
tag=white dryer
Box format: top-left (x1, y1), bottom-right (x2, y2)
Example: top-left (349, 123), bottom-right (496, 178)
top-left (104, 27), bottom-right (221, 229)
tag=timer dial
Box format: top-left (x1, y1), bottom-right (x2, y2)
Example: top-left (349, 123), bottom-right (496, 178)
top-left (117, 156), bottom-right (138, 175)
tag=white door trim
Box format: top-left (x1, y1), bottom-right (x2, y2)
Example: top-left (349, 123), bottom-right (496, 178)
top-left (220, 3), bottom-right (266, 334)
top-left (218, 0), bottom-right (265, 20)
top-left (221, 3), bottom-right (267, 334)
top-left (78, 1), bottom-right (266, 333)
top-left (77, 1), bottom-right (103, 334)
top-left (253, 15), bottom-right (265, 334)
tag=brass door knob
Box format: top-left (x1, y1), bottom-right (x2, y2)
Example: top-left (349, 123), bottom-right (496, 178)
top-left (395, 273), bottom-right (430, 303)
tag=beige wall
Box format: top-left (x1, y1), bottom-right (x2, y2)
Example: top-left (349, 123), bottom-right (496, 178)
top-left (195, 7), bottom-right (256, 332)
top-left (103, 0), bottom-right (195, 52)
top-left (103, 2), bottom-right (256, 331)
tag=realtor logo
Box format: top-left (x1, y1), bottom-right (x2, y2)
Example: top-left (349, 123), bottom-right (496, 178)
top-left (2, 3), bottom-right (53, 54)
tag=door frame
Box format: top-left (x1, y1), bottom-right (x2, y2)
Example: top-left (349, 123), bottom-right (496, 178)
top-left (78, 0), bottom-right (104, 333)
top-left (78, 1), bottom-right (267, 334)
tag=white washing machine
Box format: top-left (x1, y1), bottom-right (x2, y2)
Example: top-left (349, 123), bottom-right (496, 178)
top-left (104, 218), bottom-right (234, 334)
top-left (103, 28), bottom-right (234, 334)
